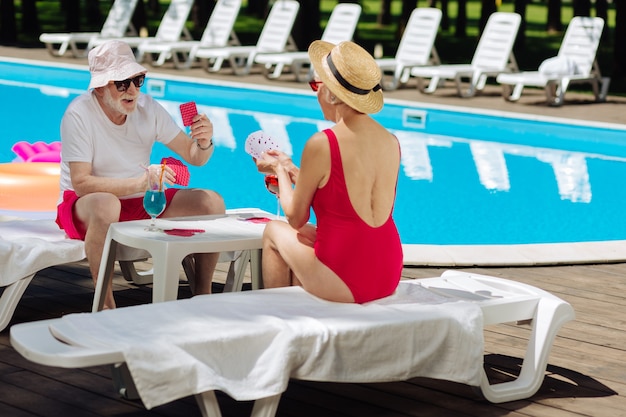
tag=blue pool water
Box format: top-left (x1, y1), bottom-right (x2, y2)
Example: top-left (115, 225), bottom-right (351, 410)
top-left (2, 58), bottom-right (626, 246)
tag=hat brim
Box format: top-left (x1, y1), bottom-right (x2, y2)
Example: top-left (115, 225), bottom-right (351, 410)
top-left (88, 61), bottom-right (148, 90)
top-left (308, 40), bottom-right (383, 114)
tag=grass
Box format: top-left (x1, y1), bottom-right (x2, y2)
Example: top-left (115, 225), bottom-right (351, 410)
top-left (14, 0), bottom-right (625, 94)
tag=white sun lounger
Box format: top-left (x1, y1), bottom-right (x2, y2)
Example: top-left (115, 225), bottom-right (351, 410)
top-left (496, 16), bottom-right (609, 106)
top-left (375, 7), bottom-right (442, 91)
top-left (89, 0), bottom-right (195, 57)
top-left (253, 3), bottom-right (362, 81)
top-left (0, 219), bottom-right (85, 332)
top-left (38, 0), bottom-right (139, 57)
top-left (0, 217), bottom-right (159, 332)
top-left (0, 209), bottom-right (260, 332)
top-left (11, 271), bottom-right (574, 416)
top-left (410, 12), bottom-right (521, 97)
top-left (193, 0), bottom-right (300, 75)
top-left (136, 0), bottom-right (242, 68)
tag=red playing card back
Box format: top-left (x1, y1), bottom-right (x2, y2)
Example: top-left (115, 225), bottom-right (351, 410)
top-left (161, 157), bottom-right (190, 186)
top-left (179, 101), bottom-right (198, 127)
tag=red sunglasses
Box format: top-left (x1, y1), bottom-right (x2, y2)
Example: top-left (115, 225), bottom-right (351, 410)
top-left (308, 80), bottom-right (323, 92)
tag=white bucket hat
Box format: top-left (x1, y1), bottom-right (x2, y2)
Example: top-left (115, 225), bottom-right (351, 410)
top-left (87, 40), bottom-right (147, 90)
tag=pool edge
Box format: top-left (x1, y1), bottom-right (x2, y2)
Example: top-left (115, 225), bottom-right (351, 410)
top-left (403, 240), bottom-right (626, 266)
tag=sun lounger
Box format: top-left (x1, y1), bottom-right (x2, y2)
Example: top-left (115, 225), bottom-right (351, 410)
top-left (38, 0), bottom-right (139, 57)
top-left (136, 0), bottom-right (242, 68)
top-left (375, 7), bottom-right (442, 90)
top-left (193, 0), bottom-right (300, 75)
top-left (0, 210), bottom-right (261, 332)
top-left (89, 0), bottom-right (195, 58)
top-left (0, 219), bottom-right (85, 332)
top-left (253, 3), bottom-right (362, 81)
top-left (410, 12), bottom-right (521, 97)
top-left (11, 271), bottom-right (574, 415)
top-left (496, 16), bottom-right (609, 106)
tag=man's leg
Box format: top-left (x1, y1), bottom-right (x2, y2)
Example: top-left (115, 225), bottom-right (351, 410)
top-left (74, 193), bottom-right (123, 309)
top-left (161, 188), bottom-right (225, 294)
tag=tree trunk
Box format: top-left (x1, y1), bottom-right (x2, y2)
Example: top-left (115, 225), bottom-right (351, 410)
top-left (479, 0), bottom-right (497, 32)
top-left (378, 0), bottom-right (393, 26)
top-left (455, 0), bottom-right (467, 38)
top-left (614, 0), bottom-right (626, 78)
top-left (595, 0), bottom-right (609, 40)
top-left (132, 0), bottom-right (148, 36)
top-left (293, 0), bottom-right (321, 50)
top-left (397, 0), bottom-right (418, 39)
top-left (21, 0), bottom-right (40, 35)
top-left (514, 0), bottom-right (528, 53)
top-left (0, 0), bottom-right (17, 43)
top-left (192, 0), bottom-right (216, 37)
top-left (572, 0), bottom-right (591, 17)
top-left (147, 0), bottom-right (160, 14)
top-left (247, 0), bottom-right (269, 19)
top-left (65, 0), bottom-right (80, 32)
top-left (546, 0), bottom-right (562, 33)
top-left (85, 0), bottom-right (103, 26)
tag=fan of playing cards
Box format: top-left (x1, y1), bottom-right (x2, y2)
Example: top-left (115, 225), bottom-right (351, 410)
top-left (245, 130), bottom-right (280, 159)
top-left (245, 130), bottom-right (283, 218)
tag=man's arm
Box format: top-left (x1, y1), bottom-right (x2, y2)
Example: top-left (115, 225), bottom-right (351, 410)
top-left (69, 161), bottom-right (146, 197)
top-left (166, 113), bottom-right (214, 166)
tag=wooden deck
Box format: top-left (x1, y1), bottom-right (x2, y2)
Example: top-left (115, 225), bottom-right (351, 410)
top-left (1, 260), bottom-right (624, 416)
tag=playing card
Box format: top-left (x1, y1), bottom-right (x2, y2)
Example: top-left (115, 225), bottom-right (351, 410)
top-left (161, 157), bottom-right (190, 186)
top-left (245, 130), bottom-right (280, 159)
top-left (179, 101), bottom-right (198, 127)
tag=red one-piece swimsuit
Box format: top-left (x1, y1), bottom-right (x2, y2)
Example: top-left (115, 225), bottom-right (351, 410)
top-left (312, 129), bottom-right (403, 303)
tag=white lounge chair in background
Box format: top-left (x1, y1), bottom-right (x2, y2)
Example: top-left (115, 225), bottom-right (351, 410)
top-left (136, 0), bottom-right (242, 68)
top-left (39, 0), bottom-right (139, 57)
top-left (193, 0), bottom-right (300, 75)
top-left (496, 17), bottom-right (609, 106)
top-left (375, 7), bottom-right (442, 91)
top-left (89, 0), bottom-right (195, 59)
top-left (254, 3), bottom-right (362, 81)
top-left (410, 12), bottom-right (521, 97)
top-left (11, 270), bottom-right (575, 415)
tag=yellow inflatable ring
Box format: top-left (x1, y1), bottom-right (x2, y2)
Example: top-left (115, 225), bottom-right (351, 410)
top-left (0, 162), bottom-right (60, 212)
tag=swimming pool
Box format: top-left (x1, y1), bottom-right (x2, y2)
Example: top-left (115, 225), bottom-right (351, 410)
top-left (2, 57), bottom-right (626, 266)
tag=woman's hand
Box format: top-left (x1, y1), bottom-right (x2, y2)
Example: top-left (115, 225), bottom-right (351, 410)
top-left (255, 150), bottom-right (298, 183)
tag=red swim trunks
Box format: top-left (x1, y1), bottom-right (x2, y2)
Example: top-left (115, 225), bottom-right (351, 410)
top-left (55, 189), bottom-right (180, 240)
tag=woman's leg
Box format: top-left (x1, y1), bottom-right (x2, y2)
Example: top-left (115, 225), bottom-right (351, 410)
top-left (262, 221), bottom-right (354, 303)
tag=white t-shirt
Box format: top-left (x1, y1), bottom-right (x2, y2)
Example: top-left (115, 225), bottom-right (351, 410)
top-left (60, 91), bottom-right (181, 199)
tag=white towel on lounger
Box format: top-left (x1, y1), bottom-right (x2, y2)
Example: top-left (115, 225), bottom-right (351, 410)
top-left (51, 281), bottom-right (484, 409)
top-left (0, 219), bottom-right (85, 287)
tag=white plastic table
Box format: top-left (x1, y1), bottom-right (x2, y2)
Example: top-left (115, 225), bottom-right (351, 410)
top-left (92, 210), bottom-right (271, 312)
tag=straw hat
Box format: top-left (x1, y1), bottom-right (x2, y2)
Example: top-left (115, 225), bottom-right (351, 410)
top-left (308, 40), bottom-right (383, 114)
top-left (87, 40), bottom-right (147, 90)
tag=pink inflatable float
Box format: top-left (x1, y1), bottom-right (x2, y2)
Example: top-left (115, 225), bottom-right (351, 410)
top-left (11, 141), bottom-right (61, 162)
top-left (0, 142), bottom-right (62, 211)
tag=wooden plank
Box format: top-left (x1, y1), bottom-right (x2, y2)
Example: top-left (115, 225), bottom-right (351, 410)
top-left (1, 263), bottom-right (625, 417)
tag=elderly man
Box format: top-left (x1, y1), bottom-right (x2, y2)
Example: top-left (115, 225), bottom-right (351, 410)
top-left (56, 40), bottom-right (225, 309)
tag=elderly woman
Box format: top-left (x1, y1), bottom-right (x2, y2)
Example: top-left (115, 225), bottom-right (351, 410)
top-left (256, 40), bottom-right (403, 303)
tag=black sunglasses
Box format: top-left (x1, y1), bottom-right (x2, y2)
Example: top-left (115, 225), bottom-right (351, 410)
top-left (113, 74), bottom-right (145, 92)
